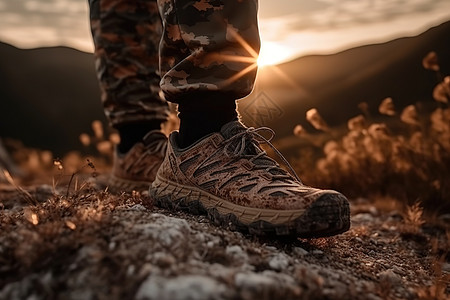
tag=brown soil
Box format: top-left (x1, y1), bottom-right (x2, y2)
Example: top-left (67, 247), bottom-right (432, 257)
top-left (0, 177), bottom-right (449, 300)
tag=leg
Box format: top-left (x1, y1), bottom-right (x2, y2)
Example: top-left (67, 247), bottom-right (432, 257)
top-left (89, 0), bottom-right (169, 149)
top-left (158, 0), bottom-right (260, 147)
top-left (89, 0), bottom-right (169, 190)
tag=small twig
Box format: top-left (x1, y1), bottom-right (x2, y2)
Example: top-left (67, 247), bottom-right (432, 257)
top-left (66, 172), bottom-right (77, 199)
top-left (3, 169), bottom-right (37, 205)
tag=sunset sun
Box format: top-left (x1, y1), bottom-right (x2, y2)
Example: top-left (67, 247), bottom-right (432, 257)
top-left (257, 41), bottom-right (294, 67)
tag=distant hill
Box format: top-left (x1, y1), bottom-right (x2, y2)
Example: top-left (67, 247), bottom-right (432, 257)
top-left (240, 20), bottom-right (450, 137)
top-left (0, 43), bottom-right (104, 156)
top-left (1, 21), bottom-right (449, 155)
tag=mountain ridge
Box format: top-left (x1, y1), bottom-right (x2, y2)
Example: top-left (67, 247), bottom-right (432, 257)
top-left (239, 20), bottom-right (450, 136)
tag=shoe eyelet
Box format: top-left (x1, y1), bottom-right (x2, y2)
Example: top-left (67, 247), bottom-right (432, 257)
top-left (261, 173), bottom-right (272, 180)
top-left (242, 161), bottom-right (254, 171)
top-left (211, 134), bottom-right (223, 148)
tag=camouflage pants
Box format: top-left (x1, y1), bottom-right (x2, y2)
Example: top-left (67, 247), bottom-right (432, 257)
top-left (89, 0), bottom-right (260, 127)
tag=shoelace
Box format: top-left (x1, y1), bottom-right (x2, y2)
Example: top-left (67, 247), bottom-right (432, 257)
top-left (223, 127), bottom-right (301, 182)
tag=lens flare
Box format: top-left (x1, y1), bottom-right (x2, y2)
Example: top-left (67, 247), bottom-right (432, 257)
top-left (257, 41), bottom-right (294, 67)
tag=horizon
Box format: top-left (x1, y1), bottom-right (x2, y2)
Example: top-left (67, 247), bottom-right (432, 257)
top-left (0, 0), bottom-right (449, 65)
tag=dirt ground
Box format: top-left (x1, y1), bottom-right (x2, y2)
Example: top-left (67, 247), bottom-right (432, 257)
top-left (0, 176), bottom-right (449, 300)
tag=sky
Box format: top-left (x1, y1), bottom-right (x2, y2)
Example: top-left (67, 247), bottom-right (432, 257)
top-left (0, 0), bottom-right (449, 65)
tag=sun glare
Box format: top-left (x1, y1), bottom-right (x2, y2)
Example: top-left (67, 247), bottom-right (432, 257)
top-left (257, 41), bottom-right (294, 67)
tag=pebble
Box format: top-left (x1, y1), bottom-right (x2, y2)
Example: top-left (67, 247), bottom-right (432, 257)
top-left (265, 246), bottom-right (277, 251)
top-left (129, 204), bottom-right (147, 211)
top-left (153, 252), bottom-right (176, 268)
top-left (353, 213), bottom-right (374, 223)
top-left (268, 253), bottom-right (290, 271)
top-left (136, 275), bottom-right (229, 300)
top-left (235, 272), bottom-right (275, 288)
top-left (108, 241), bottom-right (116, 251)
top-left (226, 245), bottom-right (248, 263)
top-left (438, 214), bottom-right (450, 224)
top-left (132, 214), bottom-right (190, 250)
top-left (312, 250), bottom-right (324, 256)
top-left (441, 263), bottom-right (450, 273)
top-left (378, 269), bottom-right (402, 285)
top-left (392, 265), bottom-right (406, 276)
top-left (293, 247), bottom-right (309, 256)
top-left (127, 265), bottom-right (135, 276)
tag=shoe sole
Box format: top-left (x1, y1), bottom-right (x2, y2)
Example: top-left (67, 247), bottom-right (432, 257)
top-left (108, 175), bottom-right (151, 193)
top-left (150, 174), bottom-right (350, 238)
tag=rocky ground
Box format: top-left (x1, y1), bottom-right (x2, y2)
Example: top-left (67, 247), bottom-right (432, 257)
top-left (0, 176), bottom-right (449, 300)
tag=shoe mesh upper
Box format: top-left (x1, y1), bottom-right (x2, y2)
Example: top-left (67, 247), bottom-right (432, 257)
top-left (157, 121), bottom-right (340, 210)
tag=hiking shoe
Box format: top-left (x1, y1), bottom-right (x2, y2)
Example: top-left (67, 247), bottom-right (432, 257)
top-left (110, 130), bottom-right (167, 192)
top-left (150, 121), bottom-right (350, 237)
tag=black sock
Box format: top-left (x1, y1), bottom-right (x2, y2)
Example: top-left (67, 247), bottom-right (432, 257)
top-left (116, 121), bottom-right (162, 153)
top-left (177, 96), bottom-right (238, 148)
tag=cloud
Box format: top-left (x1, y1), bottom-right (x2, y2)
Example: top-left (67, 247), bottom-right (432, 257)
top-left (0, 0), bottom-right (93, 51)
top-left (259, 0), bottom-right (450, 41)
top-left (259, 0), bottom-right (450, 62)
top-left (258, 0), bottom-right (327, 18)
top-left (288, 0), bottom-right (450, 30)
top-left (0, 0), bottom-right (449, 59)
top-left (24, 0), bottom-right (85, 13)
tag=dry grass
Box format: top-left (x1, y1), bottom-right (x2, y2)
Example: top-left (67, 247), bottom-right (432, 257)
top-left (292, 51), bottom-right (450, 216)
top-left (0, 161), bottom-right (152, 293)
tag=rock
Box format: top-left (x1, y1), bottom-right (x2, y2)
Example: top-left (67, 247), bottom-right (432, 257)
top-left (265, 246), bottom-right (277, 251)
top-left (127, 265), bottom-right (136, 276)
top-left (365, 293), bottom-right (383, 300)
top-left (392, 265), bottom-right (406, 277)
top-left (76, 245), bottom-right (103, 264)
top-left (268, 253), bottom-right (290, 271)
top-left (235, 272), bottom-right (275, 288)
top-left (353, 213), bottom-right (375, 223)
top-left (108, 241), bottom-right (116, 251)
top-left (312, 250), bottom-right (324, 256)
top-left (129, 204), bottom-right (147, 211)
top-left (67, 288), bottom-right (95, 300)
top-left (0, 278), bottom-right (34, 300)
top-left (132, 214), bottom-right (191, 251)
top-left (438, 214), bottom-right (450, 224)
top-left (293, 247), bottom-right (309, 256)
top-left (136, 275), bottom-right (229, 300)
top-left (235, 272), bottom-right (277, 299)
top-left (225, 245), bottom-right (248, 263)
top-left (152, 252), bottom-right (176, 268)
top-left (378, 269), bottom-right (402, 285)
top-left (235, 271), bottom-right (302, 299)
top-left (441, 262), bottom-right (450, 273)
top-left (354, 237), bottom-right (363, 243)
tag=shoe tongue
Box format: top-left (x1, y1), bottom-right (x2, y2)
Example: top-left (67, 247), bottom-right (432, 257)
top-left (220, 121), bottom-right (287, 176)
top-left (220, 121), bottom-right (290, 179)
top-left (220, 121), bottom-right (274, 162)
top-left (220, 121), bottom-right (247, 139)
top-left (220, 121), bottom-right (259, 156)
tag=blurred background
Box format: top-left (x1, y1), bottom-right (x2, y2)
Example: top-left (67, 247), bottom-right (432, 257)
top-left (0, 0), bottom-right (449, 153)
top-left (1, 0), bottom-right (449, 211)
